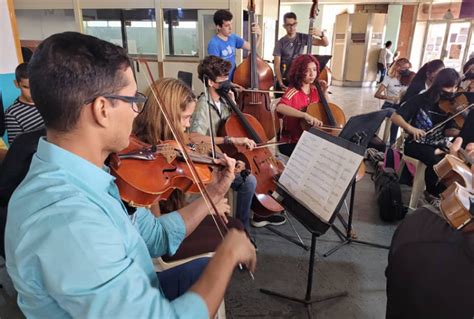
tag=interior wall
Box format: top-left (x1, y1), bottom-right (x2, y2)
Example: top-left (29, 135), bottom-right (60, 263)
top-left (15, 9), bottom-right (77, 40)
top-left (385, 4), bottom-right (402, 54)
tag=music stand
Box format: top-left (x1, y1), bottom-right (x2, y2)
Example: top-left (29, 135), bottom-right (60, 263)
top-left (324, 111), bottom-right (390, 257)
top-left (261, 129), bottom-right (364, 318)
top-left (313, 55), bottom-right (331, 72)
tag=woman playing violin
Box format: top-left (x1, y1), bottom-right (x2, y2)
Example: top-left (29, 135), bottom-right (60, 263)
top-left (390, 68), bottom-right (461, 206)
top-left (135, 77), bottom-right (265, 231)
top-left (275, 54), bottom-right (328, 156)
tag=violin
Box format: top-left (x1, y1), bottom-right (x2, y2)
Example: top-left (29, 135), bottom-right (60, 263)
top-left (129, 60), bottom-right (254, 277)
top-left (439, 182), bottom-right (473, 229)
top-left (110, 136), bottom-right (217, 207)
top-left (233, 0), bottom-right (280, 140)
top-left (439, 93), bottom-right (470, 128)
top-left (434, 144), bottom-right (474, 229)
top-left (434, 154), bottom-right (472, 190)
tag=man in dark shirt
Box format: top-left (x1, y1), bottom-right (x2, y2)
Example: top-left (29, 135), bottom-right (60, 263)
top-left (386, 207), bottom-right (474, 319)
top-left (0, 128), bottom-right (45, 207)
top-left (273, 12), bottom-right (328, 91)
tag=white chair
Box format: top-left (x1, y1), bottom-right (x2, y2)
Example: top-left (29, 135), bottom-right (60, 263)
top-left (398, 155), bottom-right (426, 210)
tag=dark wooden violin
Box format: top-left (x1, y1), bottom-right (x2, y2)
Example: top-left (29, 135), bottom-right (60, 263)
top-left (439, 93), bottom-right (470, 128)
top-left (434, 143), bottom-right (474, 229)
top-left (233, 0), bottom-right (279, 140)
top-left (110, 137), bottom-right (217, 207)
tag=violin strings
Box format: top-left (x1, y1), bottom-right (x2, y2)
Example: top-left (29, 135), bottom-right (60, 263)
top-left (139, 60), bottom-right (229, 240)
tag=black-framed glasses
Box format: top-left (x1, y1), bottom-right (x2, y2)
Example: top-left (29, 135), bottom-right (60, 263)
top-left (84, 92), bottom-right (148, 114)
top-left (284, 22), bottom-right (298, 28)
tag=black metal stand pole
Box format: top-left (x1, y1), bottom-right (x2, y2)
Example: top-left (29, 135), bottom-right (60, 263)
top-left (323, 179), bottom-right (389, 257)
top-left (260, 233), bottom-right (348, 319)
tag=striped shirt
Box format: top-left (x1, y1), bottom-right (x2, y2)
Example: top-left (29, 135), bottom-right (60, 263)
top-left (5, 98), bottom-right (44, 145)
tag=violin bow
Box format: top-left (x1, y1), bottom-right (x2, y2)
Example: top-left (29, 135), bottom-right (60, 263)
top-left (139, 59), bottom-right (227, 236)
top-left (202, 74), bottom-right (219, 160)
top-left (138, 59), bottom-right (254, 277)
top-left (424, 102), bottom-right (474, 136)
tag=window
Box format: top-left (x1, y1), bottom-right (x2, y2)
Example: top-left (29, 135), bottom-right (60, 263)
top-left (15, 9), bottom-right (76, 41)
top-left (163, 9), bottom-right (199, 57)
top-left (82, 9), bottom-right (157, 55)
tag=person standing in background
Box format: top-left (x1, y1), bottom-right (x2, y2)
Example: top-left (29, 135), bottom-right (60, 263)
top-left (207, 9), bottom-right (261, 81)
top-left (273, 12), bottom-right (328, 93)
top-left (377, 41), bottom-right (394, 84)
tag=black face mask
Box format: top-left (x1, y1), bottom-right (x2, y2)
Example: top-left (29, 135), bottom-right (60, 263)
top-left (399, 69), bottom-right (410, 77)
top-left (464, 71), bottom-right (474, 80)
top-left (215, 80), bottom-right (233, 95)
top-left (439, 90), bottom-right (457, 100)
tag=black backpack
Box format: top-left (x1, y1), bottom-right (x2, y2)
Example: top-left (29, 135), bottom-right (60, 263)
top-left (373, 167), bottom-right (407, 222)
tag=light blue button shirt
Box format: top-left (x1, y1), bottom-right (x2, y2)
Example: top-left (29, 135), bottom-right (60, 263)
top-left (5, 138), bottom-right (208, 318)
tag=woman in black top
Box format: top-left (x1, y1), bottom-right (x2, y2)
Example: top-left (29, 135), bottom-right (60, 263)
top-left (400, 59), bottom-right (444, 105)
top-left (390, 68), bottom-right (461, 202)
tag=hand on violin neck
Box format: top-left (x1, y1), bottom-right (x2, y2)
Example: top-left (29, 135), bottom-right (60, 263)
top-left (450, 137), bottom-right (474, 162)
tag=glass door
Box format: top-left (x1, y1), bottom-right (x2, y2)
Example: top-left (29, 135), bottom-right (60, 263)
top-left (421, 22), bottom-right (447, 65)
top-left (443, 21), bottom-right (471, 70)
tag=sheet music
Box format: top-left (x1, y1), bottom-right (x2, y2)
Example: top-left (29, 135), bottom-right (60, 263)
top-left (279, 131), bottom-right (363, 222)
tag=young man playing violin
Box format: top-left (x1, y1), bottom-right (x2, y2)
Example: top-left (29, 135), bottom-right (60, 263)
top-left (273, 12), bottom-right (328, 92)
top-left (391, 68), bottom-right (461, 207)
top-left (276, 54), bottom-right (329, 157)
top-left (191, 55), bottom-right (286, 228)
top-left (386, 137), bottom-right (474, 319)
top-left (5, 32), bottom-right (256, 319)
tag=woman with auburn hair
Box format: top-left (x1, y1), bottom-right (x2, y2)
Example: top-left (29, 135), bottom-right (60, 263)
top-left (374, 57), bottom-right (414, 145)
top-left (275, 54), bottom-right (328, 156)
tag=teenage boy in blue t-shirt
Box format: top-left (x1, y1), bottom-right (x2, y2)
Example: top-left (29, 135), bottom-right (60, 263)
top-left (207, 9), bottom-right (260, 80)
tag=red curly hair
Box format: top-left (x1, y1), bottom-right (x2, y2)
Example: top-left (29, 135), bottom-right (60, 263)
top-left (287, 54), bottom-right (320, 90)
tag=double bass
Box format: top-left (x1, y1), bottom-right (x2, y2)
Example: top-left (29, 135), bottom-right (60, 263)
top-left (233, 0), bottom-right (279, 140)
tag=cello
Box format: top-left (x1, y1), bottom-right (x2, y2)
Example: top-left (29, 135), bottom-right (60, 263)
top-left (303, 0), bottom-right (345, 136)
top-left (218, 91), bottom-right (285, 217)
top-left (233, 0), bottom-right (279, 140)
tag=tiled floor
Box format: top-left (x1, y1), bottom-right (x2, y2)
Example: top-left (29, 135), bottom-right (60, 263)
top-left (0, 86), bottom-right (404, 319)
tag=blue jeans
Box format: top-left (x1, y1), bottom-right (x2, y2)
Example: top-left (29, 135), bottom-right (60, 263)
top-left (377, 63), bottom-right (386, 83)
top-left (381, 101), bottom-right (400, 145)
top-left (231, 173), bottom-right (257, 230)
top-left (157, 257), bottom-right (210, 300)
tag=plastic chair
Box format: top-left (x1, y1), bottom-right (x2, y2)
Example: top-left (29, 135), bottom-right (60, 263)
top-left (177, 71), bottom-right (193, 89)
top-left (398, 155), bottom-right (426, 210)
